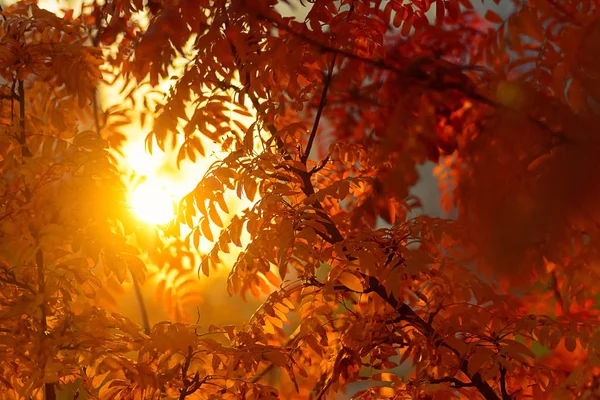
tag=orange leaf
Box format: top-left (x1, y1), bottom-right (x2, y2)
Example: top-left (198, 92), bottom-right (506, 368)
top-left (339, 272), bottom-right (364, 292)
top-left (201, 218), bottom-right (214, 241)
top-left (201, 257), bottom-right (210, 277)
top-left (209, 206), bottom-right (223, 228)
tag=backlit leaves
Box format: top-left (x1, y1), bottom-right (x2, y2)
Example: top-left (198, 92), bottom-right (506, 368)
top-left (3, 0), bottom-right (600, 399)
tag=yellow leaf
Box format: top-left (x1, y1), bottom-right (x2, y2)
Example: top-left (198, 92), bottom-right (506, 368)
top-left (372, 372), bottom-right (398, 382)
top-left (193, 228), bottom-right (200, 248)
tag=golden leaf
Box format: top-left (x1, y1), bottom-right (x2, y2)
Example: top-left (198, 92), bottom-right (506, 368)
top-left (339, 272), bottom-right (364, 292)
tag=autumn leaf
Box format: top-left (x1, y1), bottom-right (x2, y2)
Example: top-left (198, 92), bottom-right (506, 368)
top-left (485, 10), bottom-right (503, 24)
top-left (2, 0), bottom-right (598, 398)
top-left (264, 351), bottom-right (288, 367)
top-left (338, 272), bottom-right (364, 292)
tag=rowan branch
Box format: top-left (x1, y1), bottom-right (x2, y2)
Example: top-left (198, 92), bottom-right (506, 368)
top-left (250, 325), bottom-right (301, 383)
top-left (302, 53), bottom-right (337, 165)
top-left (17, 79), bottom-right (31, 157)
top-left (550, 271), bottom-right (564, 315)
top-left (131, 271), bottom-right (150, 335)
top-left (259, 13), bottom-right (486, 96)
top-left (287, 147), bottom-right (501, 400)
top-left (545, 0), bottom-right (582, 27)
top-left (258, 12), bottom-right (569, 142)
top-left (309, 154), bottom-right (330, 176)
top-left (36, 250), bottom-right (57, 400)
top-left (0, 266), bottom-right (36, 294)
top-left (429, 376), bottom-right (475, 388)
top-left (228, 17), bottom-right (500, 399)
top-left (499, 365), bottom-right (511, 400)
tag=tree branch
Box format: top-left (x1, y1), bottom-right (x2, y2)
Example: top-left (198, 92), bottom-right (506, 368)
top-left (545, 0), bottom-right (582, 27)
top-left (0, 266), bottom-right (36, 294)
top-left (36, 250), bottom-right (56, 400)
top-left (302, 53), bottom-right (337, 165)
top-left (550, 271), bottom-right (564, 315)
top-left (256, 112), bottom-right (501, 399)
top-left (228, 17), bottom-right (500, 399)
top-left (258, 12), bottom-right (569, 141)
top-left (131, 272), bottom-right (150, 335)
top-left (499, 365), bottom-right (511, 400)
top-left (17, 79), bottom-right (31, 157)
top-left (429, 376), bottom-right (475, 388)
top-left (250, 325), bottom-right (301, 383)
top-left (309, 154), bottom-right (330, 176)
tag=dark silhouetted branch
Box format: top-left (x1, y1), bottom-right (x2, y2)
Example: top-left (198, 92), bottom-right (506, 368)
top-left (302, 53), bottom-right (337, 164)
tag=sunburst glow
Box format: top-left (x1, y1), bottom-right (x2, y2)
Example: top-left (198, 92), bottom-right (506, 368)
top-left (129, 181), bottom-right (177, 225)
top-left (107, 70), bottom-right (260, 230)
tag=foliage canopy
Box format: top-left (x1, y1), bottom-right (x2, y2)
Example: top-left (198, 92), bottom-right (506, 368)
top-left (1, 0), bottom-right (600, 399)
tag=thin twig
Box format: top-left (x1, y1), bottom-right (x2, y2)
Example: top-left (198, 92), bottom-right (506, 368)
top-left (550, 271), bottom-right (564, 315)
top-left (36, 250), bottom-right (57, 400)
top-left (429, 376), bottom-right (475, 388)
top-left (250, 325), bottom-right (301, 383)
top-left (17, 80), bottom-right (31, 157)
top-left (301, 53), bottom-right (337, 164)
top-left (309, 154), bottom-right (330, 176)
top-left (131, 274), bottom-right (150, 335)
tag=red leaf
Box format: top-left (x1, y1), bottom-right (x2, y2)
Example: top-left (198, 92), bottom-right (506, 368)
top-left (485, 10), bottom-right (503, 24)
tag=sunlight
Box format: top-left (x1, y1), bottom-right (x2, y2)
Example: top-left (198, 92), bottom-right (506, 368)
top-left (113, 84), bottom-right (262, 230)
top-left (129, 181), bottom-right (176, 225)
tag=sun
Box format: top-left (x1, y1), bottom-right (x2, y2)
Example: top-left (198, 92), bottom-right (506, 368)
top-left (129, 180), bottom-right (177, 225)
